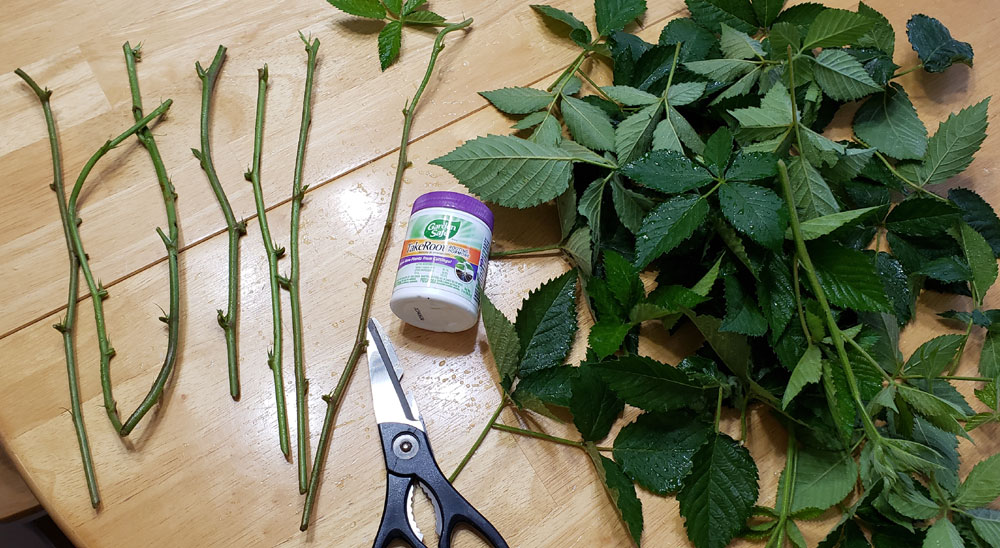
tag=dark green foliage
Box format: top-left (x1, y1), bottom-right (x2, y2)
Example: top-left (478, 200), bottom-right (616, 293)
top-left (906, 14), bottom-right (974, 73)
top-left (455, 0), bottom-right (999, 546)
top-left (327, 0), bottom-right (459, 69)
top-left (515, 270), bottom-right (578, 374)
top-left (531, 5), bottom-right (592, 46)
top-left (678, 432), bottom-right (759, 548)
top-left (571, 363), bottom-right (624, 441)
top-left (613, 412), bottom-right (712, 494)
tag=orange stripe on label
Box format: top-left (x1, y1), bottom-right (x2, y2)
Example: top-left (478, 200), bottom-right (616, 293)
top-left (400, 239), bottom-right (482, 264)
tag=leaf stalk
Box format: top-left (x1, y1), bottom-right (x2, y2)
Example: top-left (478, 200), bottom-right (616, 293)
top-left (870, 149), bottom-right (948, 202)
top-left (490, 243), bottom-right (562, 258)
top-left (778, 160), bottom-right (881, 443)
top-left (492, 423), bottom-right (611, 452)
top-left (449, 400), bottom-right (505, 482)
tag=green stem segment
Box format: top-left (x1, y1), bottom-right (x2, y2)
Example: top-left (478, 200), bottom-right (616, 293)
top-left (247, 64), bottom-right (291, 457)
top-left (662, 43), bottom-right (682, 99)
top-left (117, 43), bottom-right (183, 436)
top-left (949, 318), bottom-right (976, 375)
top-left (492, 423), bottom-right (612, 452)
top-left (288, 35), bottom-right (321, 494)
top-left (449, 400), bottom-right (505, 482)
top-left (545, 37), bottom-right (600, 93)
top-left (871, 150), bottom-right (948, 202)
top-left (714, 386), bottom-right (724, 432)
top-left (766, 430), bottom-right (798, 548)
top-left (900, 374), bottom-right (990, 382)
top-left (575, 68), bottom-right (619, 106)
top-left (844, 335), bottom-right (894, 383)
top-left (785, 49), bottom-right (859, 445)
top-left (300, 18), bottom-right (473, 531)
top-left (892, 64), bottom-right (924, 79)
top-left (66, 98), bottom-right (173, 433)
top-left (490, 243), bottom-right (562, 258)
top-left (492, 423), bottom-right (579, 448)
top-left (533, 37), bottom-right (602, 140)
top-left (194, 45), bottom-right (247, 400)
top-left (778, 160), bottom-right (881, 442)
top-left (791, 260), bottom-right (813, 342)
top-left (15, 68), bottom-right (100, 508)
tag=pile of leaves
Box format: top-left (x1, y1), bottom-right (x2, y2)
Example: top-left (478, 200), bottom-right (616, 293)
top-left (431, 0), bottom-right (1000, 546)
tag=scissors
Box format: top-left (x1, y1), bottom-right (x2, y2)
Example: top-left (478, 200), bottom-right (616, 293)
top-left (366, 318), bottom-right (509, 548)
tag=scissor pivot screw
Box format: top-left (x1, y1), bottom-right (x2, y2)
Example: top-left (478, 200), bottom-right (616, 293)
top-left (393, 434), bottom-right (419, 459)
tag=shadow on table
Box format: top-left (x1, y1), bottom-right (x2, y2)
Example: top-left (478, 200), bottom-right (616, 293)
top-left (0, 510), bottom-right (74, 548)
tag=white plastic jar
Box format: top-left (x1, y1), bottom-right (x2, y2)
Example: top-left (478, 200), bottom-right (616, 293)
top-left (389, 191), bottom-right (494, 332)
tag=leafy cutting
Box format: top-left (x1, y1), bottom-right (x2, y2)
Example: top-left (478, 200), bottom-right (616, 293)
top-left (327, 0), bottom-right (453, 69)
top-left (433, 1), bottom-right (1000, 546)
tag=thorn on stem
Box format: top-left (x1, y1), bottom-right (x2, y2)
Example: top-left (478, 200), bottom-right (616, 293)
top-left (277, 275), bottom-right (291, 289)
top-left (217, 309), bottom-right (229, 328)
top-left (362, 276), bottom-right (369, 285)
top-left (322, 394), bottom-right (333, 404)
top-left (274, 246), bottom-right (286, 259)
top-left (244, 169), bottom-right (253, 182)
top-left (53, 322), bottom-right (68, 333)
top-left (236, 220), bottom-right (248, 236)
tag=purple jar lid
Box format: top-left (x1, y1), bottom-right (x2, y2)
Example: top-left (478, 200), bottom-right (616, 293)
top-left (412, 191), bottom-right (494, 230)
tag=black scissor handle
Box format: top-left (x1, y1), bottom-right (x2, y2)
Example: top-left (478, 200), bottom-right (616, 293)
top-left (373, 473), bottom-right (428, 548)
top-left (375, 423), bottom-right (509, 548)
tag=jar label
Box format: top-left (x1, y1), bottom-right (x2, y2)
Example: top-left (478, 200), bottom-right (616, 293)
top-left (394, 210), bottom-right (491, 306)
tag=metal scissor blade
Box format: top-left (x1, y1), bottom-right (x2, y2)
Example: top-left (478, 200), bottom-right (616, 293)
top-left (367, 318), bottom-right (423, 429)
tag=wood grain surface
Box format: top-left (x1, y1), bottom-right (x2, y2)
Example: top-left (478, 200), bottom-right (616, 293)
top-left (0, 446), bottom-right (39, 521)
top-left (0, 0), bottom-right (998, 546)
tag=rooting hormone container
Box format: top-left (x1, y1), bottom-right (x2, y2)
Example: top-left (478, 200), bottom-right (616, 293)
top-left (390, 191), bottom-right (494, 332)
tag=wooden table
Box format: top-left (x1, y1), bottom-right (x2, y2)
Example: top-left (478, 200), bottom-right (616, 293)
top-left (1, 0), bottom-right (998, 546)
top-left (0, 447), bottom-right (39, 521)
